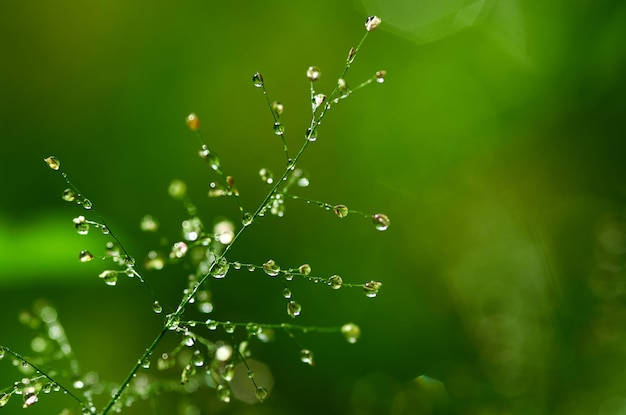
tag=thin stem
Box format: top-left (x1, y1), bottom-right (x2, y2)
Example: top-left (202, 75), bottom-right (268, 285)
top-left (1, 346), bottom-right (88, 410)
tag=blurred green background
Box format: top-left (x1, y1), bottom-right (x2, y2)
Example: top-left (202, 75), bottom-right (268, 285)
top-left (1, 0), bottom-right (626, 414)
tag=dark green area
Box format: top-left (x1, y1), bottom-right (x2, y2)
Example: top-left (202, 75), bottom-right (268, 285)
top-left (1, 1), bottom-right (626, 414)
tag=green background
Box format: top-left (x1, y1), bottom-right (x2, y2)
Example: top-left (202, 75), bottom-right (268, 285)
top-left (1, 0), bottom-right (626, 414)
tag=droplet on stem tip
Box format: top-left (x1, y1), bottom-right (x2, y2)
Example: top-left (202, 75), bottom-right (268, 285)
top-left (186, 113), bottom-right (200, 131)
top-left (306, 66), bottom-right (321, 82)
top-left (44, 156), bottom-right (60, 170)
top-left (365, 16), bottom-right (382, 32)
top-left (252, 72), bottom-right (264, 87)
top-left (372, 213), bottom-right (390, 231)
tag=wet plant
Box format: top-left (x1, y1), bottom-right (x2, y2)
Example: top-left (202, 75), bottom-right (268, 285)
top-left (1, 16), bottom-right (387, 414)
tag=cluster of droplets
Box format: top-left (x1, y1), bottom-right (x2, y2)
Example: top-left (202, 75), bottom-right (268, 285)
top-left (18, 15), bottom-right (390, 412)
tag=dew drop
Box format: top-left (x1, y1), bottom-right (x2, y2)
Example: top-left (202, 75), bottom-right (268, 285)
top-left (333, 205), bottom-right (349, 218)
top-left (44, 156), bottom-right (60, 170)
top-left (79, 250), bottom-right (94, 262)
top-left (211, 258), bottom-right (230, 279)
top-left (273, 122), bottom-right (285, 136)
top-left (328, 275), bottom-right (343, 289)
top-left (300, 349), bottom-right (314, 366)
top-left (186, 113), bottom-right (200, 131)
top-left (191, 350), bottom-right (204, 367)
top-left (41, 383), bottom-right (52, 394)
top-left (182, 217), bottom-right (203, 241)
top-left (223, 322), bottom-right (235, 334)
top-left (82, 198), bottom-right (92, 210)
top-left (62, 188), bottom-right (76, 202)
top-left (247, 264), bottom-right (255, 272)
top-left (222, 363), bottom-right (235, 381)
top-left (312, 94), bottom-right (326, 111)
top-left (145, 250), bottom-right (165, 271)
top-left (216, 384), bottom-right (231, 402)
top-left (365, 15), bottom-right (382, 31)
top-left (242, 213), bottom-right (253, 227)
top-left (168, 179), bottom-right (187, 199)
top-left (140, 357), bottom-right (151, 369)
top-left (22, 391), bottom-right (38, 408)
top-left (140, 215), bottom-right (159, 232)
top-left (263, 259), bottom-right (280, 277)
top-left (298, 264), bottom-right (311, 276)
top-left (98, 270), bottom-right (118, 286)
top-left (287, 300), bottom-right (301, 318)
top-left (170, 241), bottom-right (188, 259)
top-left (199, 145), bottom-right (221, 171)
top-left (183, 333), bottom-right (195, 347)
top-left (255, 386), bottom-right (269, 402)
top-left (252, 72), bottom-right (264, 87)
top-left (73, 216), bottom-right (89, 235)
top-left (282, 287), bottom-right (292, 299)
top-left (271, 101), bottom-right (284, 117)
top-left (259, 168), bottom-right (274, 184)
top-left (180, 364), bottom-right (192, 384)
top-left (363, 281), bottom-right (382, 298)
top-left (305, 127), bottom-right (318, 142)
top-left (342, 323), bottom-right (361, 344)
top-left (372, 213), bottom-right (390, 231)
top-left (205, 319), bottom-right (218, 330)
top-left (152, 301), bottom-right (163, 314)
top-left (375, 70), bottom-right (387, 84)
top-left (232, 261), bottom-right (242, 270)
top-left (0, 347), bottom-right (5, 359)
top-left (306, 66), bottom-right (321, 81)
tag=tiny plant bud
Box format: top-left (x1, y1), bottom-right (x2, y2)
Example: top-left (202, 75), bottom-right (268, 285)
top-left (306, 66), bottom-right (321, 81)
top-left (186, 113), bottom-right (200, 131)
top-left (365, 16), bottom-right (382, 32)
top-left (375, 70), bottom-right (387, 84)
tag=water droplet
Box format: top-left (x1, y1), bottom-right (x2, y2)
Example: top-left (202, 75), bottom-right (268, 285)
top-left (347, 47), bottom-right (356, 63)
top-left (338, 78), bottom-right (348, 93)
top-left (186, 113), bottom-right (200, 131)
top-left (101, 226), bottom-right (110, 235)
top-left (333, 205), bottom-right (349, 218)
top-left (252, 72), bottom-right (264, 87)
top-left (372, 213), bottom-right (390, 231)
top-left (62, 188), bottom-right (76, 202)
top-left (168, 179), bottom-right (187, 199)
top-left (363, 280), bottom-right (382, 298)
top-left (273, 122), bottom-right (285, 136)
top-left (199, 145), bottom-right (221, 171)
top-left (365, 15), bottom-right (382, 31)
top-left (182, 217), bottom-right (203, 241)
top-left (82, 198), bottom-right (92, 210)
top-left (271, 101), bottom-right (284, 117)
top-left (73, 216), bottom-right (89, 235)
top-left (44, 156), bottom-right (60, 170)
top-left (341, 323), bottom-right (361, 343)
top-left (287, 300), bottom-right (301, 318)
top-left (41, 383), bottom-right (52, 394)
top-left (255, 386), bottom-right (269, 402)
top-left (306, 66), bottom-right (321, 81)
top-left (140, 357), bottom-right (151, 369)
top-left (312, 94), bottom-right (326, 111)
top-left (282, 288), bottom-right (292, 299)
top-left (22, 391), bottom-right (38, 408)
top-left (247, 264), bottom-right (255, 272)
top-left (140, 215), bottom-right (159, 232)
top-left (216, 384), bottom-right (231, 402)
top-left (223, 322), bottom-right (235, 334)
top-left (305, 127), bottom-right (318, 142)
top-left (79, 250), bottom-right (94, 262)
top-left (214, 220), bottom-right (235, 244)
top-left (222, 363), bottom-right (235, 381)
top-left (206, 319), bottom-right (218, 330)
top-left (242, 212), bottom-right (253, 227)
top-left (170, 241), bottom-right (188, 259)
top-left (98, 270), bottom-right (118, 286)
top-left (152, 301), bottom-right (162, 314)
top-left (375, 70), bottom-right (387, 84)
top-left (263, 259), bottom-right (280, 277)
top-left (0, 348), bottom-right (5, 359)
top-left (299, 264), bottom-right (311, 276)
top-left (211, 258), bottom-right (230, 279)
top-left (183, 333), bottom-right (195, 347)
top-left (145, 250), bottom-right (165, 271)
top-left (328, 275), bottom-right (343, 289)
top-left (192, 350), bottom-right (204, 367)
top-left (300, 349), bottom-right (314, 366)
top-left (259, 168), bottom-right (274, 184)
